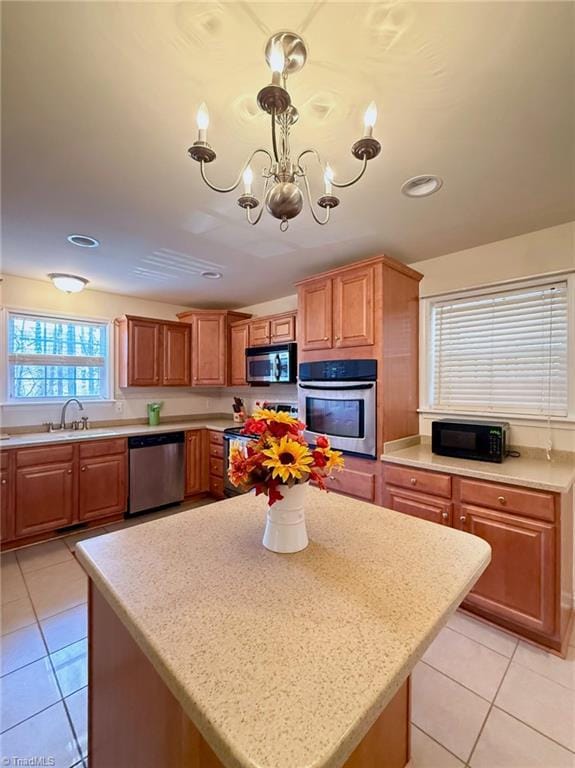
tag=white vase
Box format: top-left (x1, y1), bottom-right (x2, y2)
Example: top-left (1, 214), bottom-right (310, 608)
top-left (262, 482), bottom-right (309, 554)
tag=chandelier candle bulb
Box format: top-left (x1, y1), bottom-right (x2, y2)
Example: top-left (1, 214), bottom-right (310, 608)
top-left (196, 102), bottom-right (209, 142)
top-left (363, 101), bottom-right (377, 138)
top-left (324, 164), bottom-right (334, 195)
top-left (242, 166), bottom-right (254, 195)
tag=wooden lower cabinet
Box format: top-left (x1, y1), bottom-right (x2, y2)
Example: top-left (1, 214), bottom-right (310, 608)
top-left (317, 456), bottom-right (381, 504)
top-left (456, 504), bottom-right (556, 635)
top-left (383, 463), bottom-right (571, 652)
top-left (3, 438), bottom-right (128, 548)
top-left (15, 462), bottom-right (75, 537)
top-left (79, 454), bottom-right (127, 522)
top-left (208, 431), bottom-right (225, 500)
top-left (185, 430), bottom-right (209, 496)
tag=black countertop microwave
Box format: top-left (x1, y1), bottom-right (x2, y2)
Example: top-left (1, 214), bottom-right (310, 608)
top-left (431, 419), bottom-right (509, 463)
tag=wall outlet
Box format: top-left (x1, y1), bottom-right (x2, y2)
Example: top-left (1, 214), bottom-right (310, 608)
top-left (114, 401), bottom-right (124, 414)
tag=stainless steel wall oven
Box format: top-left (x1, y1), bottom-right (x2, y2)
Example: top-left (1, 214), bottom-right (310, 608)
top-left (297, 360), bottom-right (377, 458)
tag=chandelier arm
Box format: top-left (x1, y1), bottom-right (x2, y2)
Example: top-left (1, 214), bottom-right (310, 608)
top-left (296, 148), bottom-right (323, 171)
top-left (199, 149), bottom-right (274, 194)
top-left (301, 172), bottom-right (331, 226)
top-left (246, 175), bottom-right (271, 226)
top-left (331, 156), bottom-right (368, 189)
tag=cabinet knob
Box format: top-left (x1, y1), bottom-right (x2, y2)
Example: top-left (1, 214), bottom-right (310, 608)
top-left (335, 335), bottom-right (340, 340)
top-left (81, 466), bottom-right (86, 472)
top-left (460, 515), bottom-right (467, 524)
top-left (67, 469), bottom-right (73, 475)
top-left (1, 479), bottom-right (6, 485)
top-left (323, 336), bottom-right (328, 341)
top-left (497, 496), bottom-right (506, 505)
top-left (442, 511), bottom-right (448, 520)
top-left (410, 477), bottom-right (417, 485)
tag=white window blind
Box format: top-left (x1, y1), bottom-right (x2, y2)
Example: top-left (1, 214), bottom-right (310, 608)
top-left (430, 282), bottom-right (569, 416)
top-left (7, 313), bottom-right (109, 400)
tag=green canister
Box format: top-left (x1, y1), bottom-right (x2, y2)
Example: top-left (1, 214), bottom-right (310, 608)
top-left (147, 402), bottom-right (162, 426)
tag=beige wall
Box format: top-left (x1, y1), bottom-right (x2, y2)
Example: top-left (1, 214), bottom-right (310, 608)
top-left (0, 275), bottom-right (219, 428)
top-left (411, 222), bottom-right (575, 453)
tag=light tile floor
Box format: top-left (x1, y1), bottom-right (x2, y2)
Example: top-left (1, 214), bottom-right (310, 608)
top-left (1, 502), bottom-right (574, 768)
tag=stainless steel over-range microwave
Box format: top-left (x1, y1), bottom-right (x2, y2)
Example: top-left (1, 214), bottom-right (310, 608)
top-left (245, 343), bottom-right (297, 384)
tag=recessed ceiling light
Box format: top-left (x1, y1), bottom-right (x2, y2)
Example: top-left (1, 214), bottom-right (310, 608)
top-left (201, 270), bottom-right (222, 280)
top-left (67, 234), bottom-right (100, 248)
top-left (401, 175), bottom-right (443, 198)
top-left (48, 273), bottom-right (89, 293)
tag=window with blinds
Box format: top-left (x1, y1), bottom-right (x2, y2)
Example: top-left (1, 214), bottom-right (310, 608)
top-left (430, 281), bottom-right (569, 416)
top-left (7, 313), bottom-right (109, 400)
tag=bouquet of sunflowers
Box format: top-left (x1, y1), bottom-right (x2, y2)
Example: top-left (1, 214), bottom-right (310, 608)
top-left (228, 408), bottom-right (344, 505)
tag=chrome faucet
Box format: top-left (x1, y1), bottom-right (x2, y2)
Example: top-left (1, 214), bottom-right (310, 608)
top-left (60, 398), bottom-right (84, 430)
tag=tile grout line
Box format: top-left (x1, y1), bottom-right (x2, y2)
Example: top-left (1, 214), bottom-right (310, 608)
top-left (489, 703), bottom-right (575, 756)
top-left (410, 722), bottom-right (466, 765)
top-left (445, 619), bottom-right (519, 659)
top-left (419, 659), bottom-right (493, 705)
top-left (465, 635), bottom-right (519, 765)
top-left (11, 548), bottom-right (86, 763)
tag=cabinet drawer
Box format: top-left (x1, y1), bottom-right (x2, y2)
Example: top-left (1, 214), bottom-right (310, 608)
top-left (209, 442), bottom-right (224, 459)
top-left (384, 465), bottom-right (451, 499)
top-left (17, 444), bottom-right (75, 467)
top-left (387, 487), bottom-right (452, 526)
top-left (209, 457), bottom-right (223, 478)
top-left (459, 479), bottom-right (555, 522)
top-left (209, 431), bottom-right (224, 447)
top-left (324, 467), bottom-right (375, 502)
top-left (79, 438), bottom-right (127, 459)
top-left (209, 475), bottom-right (224, 499)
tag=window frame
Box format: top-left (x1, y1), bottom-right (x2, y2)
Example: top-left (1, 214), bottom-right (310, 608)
top-left (420, 273), bottom-right (575, 423)
top-left (1, 308), bottom-right (114, 405)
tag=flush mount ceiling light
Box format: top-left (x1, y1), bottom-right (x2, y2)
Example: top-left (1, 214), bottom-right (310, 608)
top-left (401, 175), bottom-right (443, 198)
top-left (48, 273), bottom-right (89, 293)
top-left (200, 270), bottom-right (222, 280)
top-left (188, 31), bottom-right (381, 231)
top-left (67, 234), bottom-right (100, 248)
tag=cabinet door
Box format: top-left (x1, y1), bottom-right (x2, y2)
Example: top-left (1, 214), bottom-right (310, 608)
top-left (333, 266), bottom-right (374, 347)
top-left (249, 319), bottom-right (270, 347)
top-left (15, 463), bottom-right (75, 537)
top-left (386, 487), bottom-right (452, 526)
top-left (299, 279), bottom-right (333, 350)
top-left (230, 324), bottom-right (249, 386)
top-left (79, 454), bottom-right (127, 521)
top-left (192, 315), bottom-right (226, 386)
top-left (162, 324), bottom-right (190, 387)
top-left (127, 319), bottom-right (162, 386)
top-left (185, 430), bottom-right (208, 496)
top-left (0, 466), bottom-right (14, 542)
top-left (457, 504), bottom-right (556, 634)
top-left (270, 313), bottom-right (296, 343)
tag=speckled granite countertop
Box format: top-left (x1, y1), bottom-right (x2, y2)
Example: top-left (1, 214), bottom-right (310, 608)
top-left (0, 418), bottom-right (237, 449)
top-left (381, 443), bottom-right (575, 493)
top-left (77, 488), bottom-right (490, 768)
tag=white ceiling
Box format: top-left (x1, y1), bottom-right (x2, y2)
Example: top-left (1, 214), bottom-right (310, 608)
top-left (2, 1), bottom-right (574, 308)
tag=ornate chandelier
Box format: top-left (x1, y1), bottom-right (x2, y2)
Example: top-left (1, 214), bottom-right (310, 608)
top-left (188, 32), bottom-right (381, 231)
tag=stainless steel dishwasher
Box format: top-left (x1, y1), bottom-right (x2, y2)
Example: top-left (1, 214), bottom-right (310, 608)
top-left (128, 432), bottom-right (185, 515)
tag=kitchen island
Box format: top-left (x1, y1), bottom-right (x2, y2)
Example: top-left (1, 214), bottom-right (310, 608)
top-left (77, 488), bottom-right (490, 768)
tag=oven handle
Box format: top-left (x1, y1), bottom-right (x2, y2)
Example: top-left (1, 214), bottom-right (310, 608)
top-left (298, 383), bottom-right (374, 391)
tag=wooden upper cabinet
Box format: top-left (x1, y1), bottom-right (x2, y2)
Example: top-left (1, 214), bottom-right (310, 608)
top-left (191, 313), bottom-right (227, 386)
top-left (127, 318), bottom-right (162, 386)
top-left (177, 310), bottom-right (251, 387)
top-left (270, 313), bottom-right (296, 344)
top-left (162, 324), bottom-right (190, 387)
top-left (299, 278), bottom-right (333, 350)
top-left (457, 504), bottom-right (556, 635)
top-left (230, 322), bottom-right (249, 386)
top-left (249, 319), bottom-right (270, 347)
top-left (333, 266), bottom-right (375, 348)
top-left (15, 462), bottom-right (75, 537)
